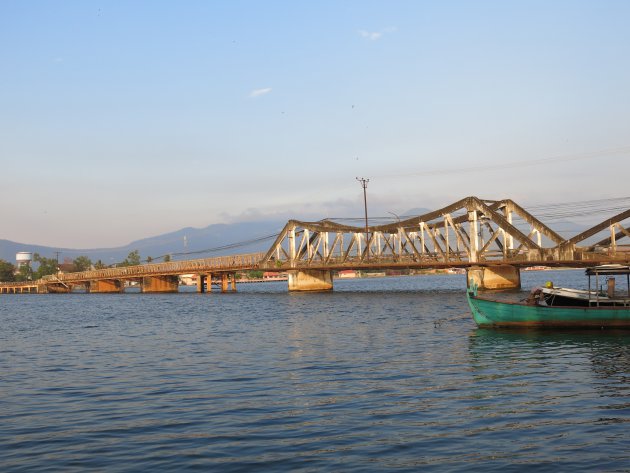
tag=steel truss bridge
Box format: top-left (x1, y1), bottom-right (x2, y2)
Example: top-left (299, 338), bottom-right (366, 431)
top-left (261, 196), bottom-right (630, 270)
top-left (2, 196), bottom-right (630, 294)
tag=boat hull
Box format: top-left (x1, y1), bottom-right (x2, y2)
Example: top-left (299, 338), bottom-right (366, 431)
top-left (467, 290), bottom-right (630, 329)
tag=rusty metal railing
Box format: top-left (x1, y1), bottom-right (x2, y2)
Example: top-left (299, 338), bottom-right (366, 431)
top-left (40, 252), bottom-right (266, 284)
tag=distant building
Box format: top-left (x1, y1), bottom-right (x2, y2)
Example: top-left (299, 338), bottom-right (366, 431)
top-left (179, 274), bottom-right (197, 285)
top-left (16, 252), bottom-right (33, 268)
top-left (57, 263), bottom-right (75, 273)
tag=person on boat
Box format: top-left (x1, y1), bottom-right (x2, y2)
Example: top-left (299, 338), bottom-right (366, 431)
top-left (526, 287), bottom-right (543, 305)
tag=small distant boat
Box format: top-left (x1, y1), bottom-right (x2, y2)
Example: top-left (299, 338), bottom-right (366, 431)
top-left (467, 265), bottom-right (630, 329)
top-left (523, 265), bottom-right (550, 271)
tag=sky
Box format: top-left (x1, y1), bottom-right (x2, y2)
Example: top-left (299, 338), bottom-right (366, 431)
top-left (2, 0), bottom-right (630, 248)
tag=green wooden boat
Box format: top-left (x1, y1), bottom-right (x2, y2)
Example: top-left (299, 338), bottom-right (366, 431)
top-left (467, 265), bottom-right (630, 329)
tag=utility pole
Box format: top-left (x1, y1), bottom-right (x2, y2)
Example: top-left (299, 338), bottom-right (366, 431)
top-left (53, 251), bottom-right (61, 273)
top-left (356, 177), bottom-right (370, 261)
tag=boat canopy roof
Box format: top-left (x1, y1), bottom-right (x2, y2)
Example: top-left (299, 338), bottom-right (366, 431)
top-left (585, 264), bottom-right (630, 276)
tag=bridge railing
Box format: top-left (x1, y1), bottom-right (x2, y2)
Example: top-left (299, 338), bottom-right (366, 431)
top-left (41, 252), bottom-right (266, 284)
top-left (259, 250), bottom-right (546, 270)
top-left (0, 281), bottom-right (39, 288)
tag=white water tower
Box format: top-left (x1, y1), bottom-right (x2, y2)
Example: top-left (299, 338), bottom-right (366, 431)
top-left (16, 252), bottom-right (33, 268)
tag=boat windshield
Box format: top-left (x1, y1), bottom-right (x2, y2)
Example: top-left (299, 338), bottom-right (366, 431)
top-left (585, 265), bottom-right (630, 304)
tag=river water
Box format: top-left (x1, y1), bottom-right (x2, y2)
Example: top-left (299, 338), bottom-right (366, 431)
top-left (1, 270), bottom-right (628, 472)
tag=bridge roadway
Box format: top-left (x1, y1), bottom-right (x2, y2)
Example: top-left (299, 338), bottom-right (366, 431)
top-left (2, 196), bottom-right (630, 293)
top-left (2, 251), bottom-right (628, 294)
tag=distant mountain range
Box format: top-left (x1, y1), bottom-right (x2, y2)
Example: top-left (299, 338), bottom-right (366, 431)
top-left (0, 212), bottom-right (591, 266)
top-left (0, 220), bottom-right (287, 266)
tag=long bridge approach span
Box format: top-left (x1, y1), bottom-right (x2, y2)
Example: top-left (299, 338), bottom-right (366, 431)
top-left (2, 196), bottom-right (630, 294)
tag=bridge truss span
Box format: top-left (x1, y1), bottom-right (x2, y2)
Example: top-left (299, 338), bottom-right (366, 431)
top-left (260, 196), bottom-right (630, 270)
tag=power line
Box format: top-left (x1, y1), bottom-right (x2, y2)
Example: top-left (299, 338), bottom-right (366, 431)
top-left (146, 232), bottom-right (280, 262)
top-left (524, 196), bottom-right (630, 221)
top-left (383, 146), bottom-right (630, 178)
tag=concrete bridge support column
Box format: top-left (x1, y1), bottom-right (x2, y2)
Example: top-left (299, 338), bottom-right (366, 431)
top-left (288, 270), bottom-right (334, 292)
top-left (230, 273), bottom-right (237, 292)
top-left (467, 265), bottom-right (521, 291)
top-left (89, 279), bottom-right (124, 293)
top-left (221, 273), bottom-right (229, 293)
top-left (142, 275), bottom-right (179, 293)
top-left (196, 274), bottom-right (205, 293)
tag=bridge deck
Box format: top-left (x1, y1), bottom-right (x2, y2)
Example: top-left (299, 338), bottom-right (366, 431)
top-left (2, 196), bottom-right (629, 293)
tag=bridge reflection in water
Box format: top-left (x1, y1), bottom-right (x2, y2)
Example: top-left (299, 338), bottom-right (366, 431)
top-left (2, 196), bottom-right (630, 294)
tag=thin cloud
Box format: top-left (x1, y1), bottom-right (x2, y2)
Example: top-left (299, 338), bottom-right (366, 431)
top-left (359, 30), bottom-right (382, 40)
top-left (359, 27), bottom-right (397, 41)
top-left (249, 87), bottom-right (272, 98)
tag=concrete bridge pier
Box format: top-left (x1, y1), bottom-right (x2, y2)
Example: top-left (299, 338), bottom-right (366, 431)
top-left (288, 270), bottom-right (334, 292)
top-left (467, 265), bottom-right (521, 291)
top-left (197, 274), bottom-right (211, 293)
top-left (89, 279), bottom-right (124, 293)
top-left (142, 275), bottom-right (179, 293)
top-left (219, 273), bottom-right (237, 293)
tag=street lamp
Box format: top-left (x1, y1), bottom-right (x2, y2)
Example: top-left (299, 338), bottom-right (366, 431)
top-left (356, 177), bottom-right (370, 261)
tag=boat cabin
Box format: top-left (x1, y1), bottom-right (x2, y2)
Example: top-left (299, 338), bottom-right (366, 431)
top-left (542, 264), bottom-right (630, 307)
top-left (586, 264), bottom-right (630, 299)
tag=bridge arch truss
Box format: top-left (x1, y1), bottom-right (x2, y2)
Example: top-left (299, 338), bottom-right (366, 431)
top-left (260, 196), bottom-right (630, 270)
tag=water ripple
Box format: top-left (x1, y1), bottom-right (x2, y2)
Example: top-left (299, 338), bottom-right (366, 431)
top-left (1, 272), bottom-right (629, 471)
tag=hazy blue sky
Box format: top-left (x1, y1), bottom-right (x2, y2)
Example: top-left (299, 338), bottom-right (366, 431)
top-left (2, 1), bottom-right (630, 248)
